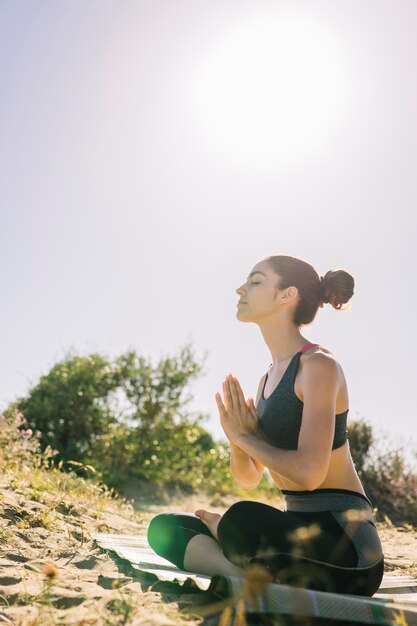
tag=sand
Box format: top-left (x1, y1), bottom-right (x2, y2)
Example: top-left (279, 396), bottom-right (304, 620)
top-left (1, 482), bottom-right (416, 626)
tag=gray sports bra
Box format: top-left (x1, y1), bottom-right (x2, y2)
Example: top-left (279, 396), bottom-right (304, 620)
top-left (256, 343), bottom-right (348, 451)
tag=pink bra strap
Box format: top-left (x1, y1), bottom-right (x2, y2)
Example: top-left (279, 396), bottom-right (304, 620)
top-left (299, 342), bottom-right (318, 354)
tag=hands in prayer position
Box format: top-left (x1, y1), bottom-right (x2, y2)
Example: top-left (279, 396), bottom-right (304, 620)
top-left (215, 374), bottom-right (259, 446)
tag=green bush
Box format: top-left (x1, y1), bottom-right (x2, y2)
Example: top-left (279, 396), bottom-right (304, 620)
top-left (348, 418), bottom-right (417, 526)
top-left (88, 419), bottom-right (233, 493)
top-left (347, 419), bottom-right (374, 477)
top-left (0, 409), bottom-right (44, 473)
top-left (16, 353), bottom-right (118, 461)
top-left (361, 447), bottom-right (417, 525)
top-left (12, 345), bottom-right (235, 494)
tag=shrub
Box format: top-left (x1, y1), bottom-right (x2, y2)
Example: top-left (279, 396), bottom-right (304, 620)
top-left (347, 419), bottom-right (374, 477)
top-left (11, 345), bottom-right (235, 493)
top-left (348, 418), bottom-right (417, 526)
top-left (16, 353), bottom-right (118, 462)
top-left (88, 419), bottom-right (231, 492)
top-left (362, 448), bottom-right (417, 525)
top-left (0, 409), bottom-right (43, 473)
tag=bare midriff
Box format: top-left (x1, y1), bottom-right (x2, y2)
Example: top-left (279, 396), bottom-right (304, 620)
top-left (268, 442), bottom-right (366, 495)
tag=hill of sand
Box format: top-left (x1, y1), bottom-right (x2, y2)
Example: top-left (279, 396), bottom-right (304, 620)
top-left (1, 475), bottom-right (417, 626)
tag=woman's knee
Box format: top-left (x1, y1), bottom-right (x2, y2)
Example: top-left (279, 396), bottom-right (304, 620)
top-left (217, 501), bottom-right (259, 559)
top-left (147, 512), bottom-right (212, 569)
top-left (218, 501), bottom-right (258, 534)
top-left (147, 513), bottom-right (190, 568)
top-left (147, 514), bottom-right (173, 554)
top-left (222, 500), bottom-right (254, 520)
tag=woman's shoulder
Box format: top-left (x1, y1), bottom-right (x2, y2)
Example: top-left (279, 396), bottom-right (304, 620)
top-left (300, 345), bottom-right (343, 377)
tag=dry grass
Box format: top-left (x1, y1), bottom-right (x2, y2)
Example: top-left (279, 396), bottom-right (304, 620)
top-left (0, 412), bottom-right (204, 625)
top-left (0, 463), bottom-right (206, 626)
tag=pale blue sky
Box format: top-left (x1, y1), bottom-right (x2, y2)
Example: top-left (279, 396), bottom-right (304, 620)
top-left (1, 1), bottom-right (416, 456)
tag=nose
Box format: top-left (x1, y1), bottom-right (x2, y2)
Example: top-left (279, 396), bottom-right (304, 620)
top-left (236, 284), bottom-right (245, 296)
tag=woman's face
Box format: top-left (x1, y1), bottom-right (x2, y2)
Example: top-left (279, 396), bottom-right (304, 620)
top-left (235, 260), bottom-right (283, 323)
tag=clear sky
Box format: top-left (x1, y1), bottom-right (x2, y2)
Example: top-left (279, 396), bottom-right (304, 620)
top-left (1, 1), bottom-right (416, 457)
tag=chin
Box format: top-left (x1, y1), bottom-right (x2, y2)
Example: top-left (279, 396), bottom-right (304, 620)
top-left (236, 310), bottom-right (252, 322)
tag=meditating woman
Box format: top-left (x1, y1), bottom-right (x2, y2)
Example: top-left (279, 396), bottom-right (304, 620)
top-left (147, 255), bottom-right (384, 595)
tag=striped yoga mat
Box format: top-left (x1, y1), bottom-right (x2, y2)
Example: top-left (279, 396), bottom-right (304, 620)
top-left (92, 533), bottom-right (417, 625)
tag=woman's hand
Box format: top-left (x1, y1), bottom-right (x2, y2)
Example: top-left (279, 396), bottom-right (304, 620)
top-left (215, 375), bottom-right (259, 444)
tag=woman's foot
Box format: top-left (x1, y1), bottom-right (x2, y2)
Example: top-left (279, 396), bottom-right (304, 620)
top-left (195, 509), bottom-right (221, 541)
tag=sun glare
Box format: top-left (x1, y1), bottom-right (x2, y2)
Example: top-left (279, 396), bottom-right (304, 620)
top-left (192, 11), bottom-right (351, 170)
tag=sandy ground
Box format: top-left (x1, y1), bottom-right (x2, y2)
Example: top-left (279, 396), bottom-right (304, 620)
top-left (1, 485), bottom-right (416, 626)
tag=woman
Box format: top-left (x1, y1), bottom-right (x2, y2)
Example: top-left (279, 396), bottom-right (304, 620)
top-left (147, 255), bottom-right (384, 595)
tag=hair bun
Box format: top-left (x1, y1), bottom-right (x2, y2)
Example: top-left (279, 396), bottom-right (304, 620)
top-left (320, 270), bottom-right (355, 310)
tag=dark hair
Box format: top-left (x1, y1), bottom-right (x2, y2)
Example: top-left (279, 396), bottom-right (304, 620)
top-left (264, 255), bottom-right (355, 326)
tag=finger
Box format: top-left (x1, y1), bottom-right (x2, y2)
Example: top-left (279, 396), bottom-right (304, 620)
top-left (222, 379), bottom-right (233, 411)
top-left (246, 397), bottom-right (259, 419)
top-left (233, 377), bottom-right (246, 407)
top-left (250, 397), bottom-right (259, 415)
top-left (215, 392), bottom-right (227, 419)
top-left (227, 374), bottom-right (241, 409)
top-left (246, 397), bottom-right (253, 413)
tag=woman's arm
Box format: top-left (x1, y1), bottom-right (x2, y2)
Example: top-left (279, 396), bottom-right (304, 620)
top-left (222, 354), bottom-right (340, 491)
top-left (228, 376), bottom-right (266, 491)
top-left (230, 443), bottom-right (264, 490)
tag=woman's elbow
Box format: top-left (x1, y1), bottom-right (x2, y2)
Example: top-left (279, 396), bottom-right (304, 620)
top-left (239, 480), bottom-right (260, 492)
top-left (235, 476), bottom-right (261, 492)
top-left (240, 484), bottom-right (257, 492)
top-left (297, 460), bottom-right (328, 491)
top-left (300, 475), bottom-right (324, 491)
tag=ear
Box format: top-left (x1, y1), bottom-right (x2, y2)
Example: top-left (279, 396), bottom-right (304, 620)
top-left (280, 286), bottom-right (299, 303)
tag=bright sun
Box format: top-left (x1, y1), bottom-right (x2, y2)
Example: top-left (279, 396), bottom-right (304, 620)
top-left (192, 10), bottom-right (351, 170)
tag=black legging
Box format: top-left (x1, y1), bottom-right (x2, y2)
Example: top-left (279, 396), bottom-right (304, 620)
top-left (147, 501), bottom-right (384, 595)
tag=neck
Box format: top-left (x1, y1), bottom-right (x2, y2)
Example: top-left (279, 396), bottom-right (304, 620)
top-left (257, 314), bottom-right (308, 365)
